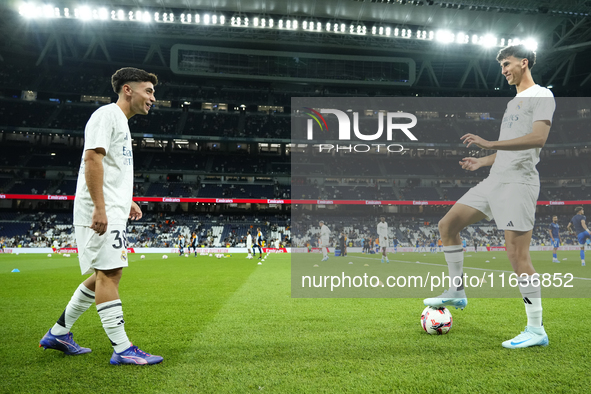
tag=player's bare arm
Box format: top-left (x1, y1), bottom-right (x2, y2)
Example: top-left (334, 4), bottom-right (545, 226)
top-left (85, 148), bottom-right (107, 235)
top-left (461, 120), bottom-right (551, 150)
top-left (459, 153), bottom-right (496, 171)
top-left (129, 201), bottom-right (142, 221)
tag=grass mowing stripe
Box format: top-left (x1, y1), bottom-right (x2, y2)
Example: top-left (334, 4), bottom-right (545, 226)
top-left (0, 253), bottom-right (256, 393)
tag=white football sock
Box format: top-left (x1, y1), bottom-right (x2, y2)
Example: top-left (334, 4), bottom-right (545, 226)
top-left (97, 299), bottom-right (132, 353)
top-left (518, 275), bottom-right (543, 328)
top-left (51, 283), bottom-right (95, 336)
top-left (443, 245), bottom-right (464, 295)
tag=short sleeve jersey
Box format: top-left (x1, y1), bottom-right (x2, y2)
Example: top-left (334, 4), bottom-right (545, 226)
top-left (548, 223), bottom-right (560, 238)
top-left (74, 104), bottom-right (133, 226)
top-left (571, 214), bottom-right (587, 234)
top-left (489, 84), bottom-right (555, 186)
top-left (257, 231), bottom-right (263, 245)
top-left (377, 222), bottom-right (388, 238)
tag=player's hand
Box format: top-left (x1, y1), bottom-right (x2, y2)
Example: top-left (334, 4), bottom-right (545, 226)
top-left (459, 157), bottom-right (483, 171)
top-left (461, 133), bottom-right (493, 149)
top-left (90, 207), bottom-right (108, 235)
top-left (129, 201), bottom-right (143, 221)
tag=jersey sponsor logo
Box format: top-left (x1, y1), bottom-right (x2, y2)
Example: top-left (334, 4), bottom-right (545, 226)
top-left (506, 221), bottom-right (514, 227)
top-left (122, 147), bottom-right (132, 165)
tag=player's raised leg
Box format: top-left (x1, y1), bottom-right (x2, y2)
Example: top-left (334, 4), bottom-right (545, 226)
top-left (423, 203), bottom-right (487, 310)
top-left (501, 229), bottom-right (548, 349)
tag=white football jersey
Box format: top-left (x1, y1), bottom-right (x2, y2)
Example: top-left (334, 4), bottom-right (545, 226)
top-left (377, 222), bottom-right (388, 238)
top-left (246, 234), bottom-right (253, 247)
top-left (489, 85), bottom-right (555, 186)
top-left (74, 103), bottom-right (133, 226)
top-left (320, 225), bottom-right (331, 239)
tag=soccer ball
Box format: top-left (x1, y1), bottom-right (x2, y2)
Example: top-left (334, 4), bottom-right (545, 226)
top-left (208, 253), bottom-right (212, 257)
top-left (47, 254), bottom-right (52, 257)
top-left (184, 254), bottom-right (189, 257)
top-left (162, 255), bottom-right (168, 259)
top-left (421, 306), bottom-right (453, 335)
top-left (141, 255), bottom-right (146, 259)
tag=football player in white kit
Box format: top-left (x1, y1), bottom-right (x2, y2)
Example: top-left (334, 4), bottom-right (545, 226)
top-left (319, 221), bottom-right (331, 261)
top-left (423, 45), bottom-right (555, 349)
top-left (377, 217), bottom-right (389, 264)
top-left (40, 68), bottom-right (163, 365)
top-left (246, 230), bottom-right (253, 259)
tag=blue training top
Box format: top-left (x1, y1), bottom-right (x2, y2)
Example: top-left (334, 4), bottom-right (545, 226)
top-left (571, 214), bottom-right (587, 234)
top-left (549, 222), bottom-right (560, 238)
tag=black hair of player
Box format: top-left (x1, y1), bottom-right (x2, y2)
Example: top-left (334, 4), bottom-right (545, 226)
top-left (575, 206), bottom-right (584, 213)
top-left (111, 67), bottom-right (158, 94)
top-left (496, 44), bottom-right (536, 69)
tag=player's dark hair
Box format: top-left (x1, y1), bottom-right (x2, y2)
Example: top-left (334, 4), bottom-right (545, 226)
top-left (496, 44), bottom-right (536, 69)
top-left (575, 206), bottom-right (584, 213)
top-left (111, 67), bottom-right (158, 94)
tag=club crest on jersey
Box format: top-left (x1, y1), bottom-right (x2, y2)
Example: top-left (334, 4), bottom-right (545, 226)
top-left (121, 250), bottom-right (127, 262)
top-left (516, 101), bottom-right (523, 110)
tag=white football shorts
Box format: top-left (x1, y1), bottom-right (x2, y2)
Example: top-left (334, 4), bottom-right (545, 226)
top-left (456, 177), bottom-right (539, 232)
top-left (75, 224), bottom-right (129, 275)
top-left (380, 237), bottom-right (389, 248)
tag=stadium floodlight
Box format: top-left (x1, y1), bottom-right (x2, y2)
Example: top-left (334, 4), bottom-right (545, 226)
top-left (77, 6), bottom-right (92, 21)
top-left (154, 12), bottom-right (159, 21)
top-left (472, 34), bottom-right (479, 44)
top-left (317, 22), bottom-right (321, 31)
top-left (42, 4), bottom-right (54, 18)
top-left (64, 7), bottom-right (69, 17)
top-left (386, 27), bottom-right (391, 36)
top-left (278, 19), bottom-right (283, 28)
top-left (19, 3), bottom-right (38, 18)
top-left (436, 30), bottom-right (454, 43)
top-left (117, 9), bottom-right (124, 20)
top-left (261, 18), bottom-right (266, 27)
top-left (456, 32), bottom-right (466, 44)
top-left (170, 13), bottom-right (174, 22)
top-left (98, 8), bottom-right (108, 20)
top-left (302, 20), bottom-right (307, 29)
top-left (481, 34), bottom-right (497, 48)
top-left (372, 26), bottom-right (376, 34)
top-left (135, 10), bottom-right (141, 21)
top-left (220, 15), bottom-right (225, 25)
top-left (204, 14), bottom-right (210, 24)
top-left (254, 17), bottom-right (259, 27)
top-left (268, 18), bottom-right (273, 27)
top-left (394, 28), bottom-right (399, 36)
top-left (293, 20), bottom-right (298, 29)
top-left (186, 13), bottom-right (192, 23)
top-left (212, 15), bottom-right (217, 24)
top-left (54, 7), bottom-right (60, 17)
top-left (326, 22), bottom-right (331, 31)
top-left (340, 23), bottom-right (345, 32)
top-left (522, 38), bottom-right (538, 51)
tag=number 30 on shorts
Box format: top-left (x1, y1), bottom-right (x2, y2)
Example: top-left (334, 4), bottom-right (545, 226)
top-left (111, 230), bottom-right (127, 249)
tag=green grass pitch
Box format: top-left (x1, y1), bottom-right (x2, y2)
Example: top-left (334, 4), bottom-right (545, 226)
top-left (0, 251), bottom-right (589, 393)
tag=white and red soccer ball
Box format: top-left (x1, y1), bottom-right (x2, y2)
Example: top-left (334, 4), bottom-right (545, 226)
top-left (421, 306), bottom-right (453, 335)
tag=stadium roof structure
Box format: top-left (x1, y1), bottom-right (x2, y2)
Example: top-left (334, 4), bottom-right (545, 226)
top-left (1, 0), bottom-right (591, 92)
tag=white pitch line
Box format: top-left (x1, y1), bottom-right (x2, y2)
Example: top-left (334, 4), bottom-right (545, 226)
top-left (347, 255), bottom-right (591, 281)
